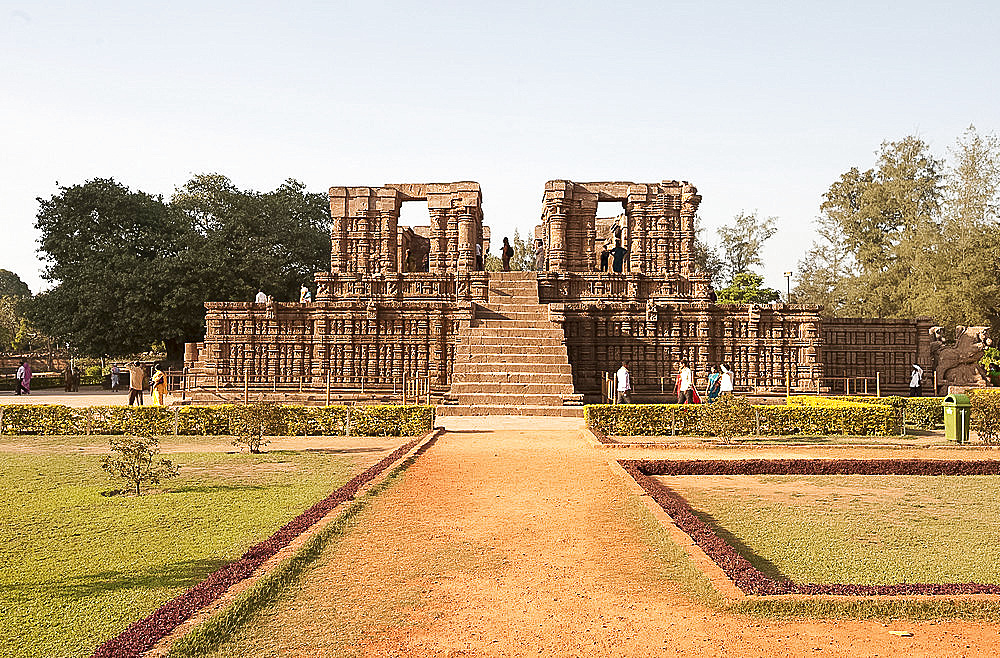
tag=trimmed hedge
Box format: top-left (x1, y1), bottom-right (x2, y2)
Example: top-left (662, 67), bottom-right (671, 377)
top-left (970, 389), bottom-right (1000, 444)
top-left (823, 395), bottom-right (945, 430)
top-left (624, 458), bottom-right (1000, 596)
top-left (0, 404), bottom-right (434, 437)
top-left (585, 402), bottom-right (901, 437)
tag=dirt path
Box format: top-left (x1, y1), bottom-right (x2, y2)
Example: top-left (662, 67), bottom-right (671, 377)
top-left (211, 428), bottom-right (1000, 657)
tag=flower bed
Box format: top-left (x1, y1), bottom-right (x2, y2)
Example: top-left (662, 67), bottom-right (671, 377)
top-left (622, 458), bottom-right (1000, 597)
top-left (90, 432), bottom-right (433, 658)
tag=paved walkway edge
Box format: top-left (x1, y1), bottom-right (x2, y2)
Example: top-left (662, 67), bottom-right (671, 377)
top-left (143, 428), bottom-right (443, 657)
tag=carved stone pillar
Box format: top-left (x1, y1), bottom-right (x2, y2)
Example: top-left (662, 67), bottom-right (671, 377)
top-left (429, 208), bottom-right (449, 273)
top-left (548, 201), bottom-right (567, 272)
top-left (356, 213), bottom-right (369, 274)
top-left (380, 210), bottom-right (397, 272)
top-left (457, 207), bottom-right (475, 272)
top-left (629, 206), bottom-right (645, 274)
top-left (330, 218), bottom-right (346, 273)
top-left (679, 186), bottom-right (701, 277)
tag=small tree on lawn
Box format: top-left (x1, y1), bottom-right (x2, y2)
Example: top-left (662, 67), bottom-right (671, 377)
top-left (101, 436), bottom-right (179, 496)
top-left (230, 401), bottom-right (282, 454)
top-left (701, 393), bottom-right (754, 443)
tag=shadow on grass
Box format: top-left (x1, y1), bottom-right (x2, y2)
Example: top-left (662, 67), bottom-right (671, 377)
top-left (688, 507), bottom-right (792, 583)
top-left (165, 483), bottom-right (274, 495)
top-left (7, 557), bottom-right (228, 599)
top-left (301, 447), bottom-right (387, 454)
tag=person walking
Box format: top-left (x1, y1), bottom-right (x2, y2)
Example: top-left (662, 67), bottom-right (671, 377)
top-left (534, 239), bottom-right (546, 271)
top-left (615, 361), bottom-right (633, 404)
top-left (14, 360), bottom-right (31, 395)
top-left (151, 364), bottom-right (167, 406)
top-left (909, 364), bottom-right (924, 397)
top-left (719, 363), bottom-right (734, 395)
top-left (501, 237), bottom-right (514, 272)
top-left (299, 285), bottom-right (312, 303)
top-left (706, 365), bottom-right (722, 403)
top-left (677, 359), bottom-right (694, 404)
top-left (111, 364), bottom-right (121, 391)
top-left (127, 362), bottom-right (146, 406)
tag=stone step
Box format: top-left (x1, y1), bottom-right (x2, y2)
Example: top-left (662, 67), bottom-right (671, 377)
top-left (449, 392), bottom-right (581, 406)
top-left (450, 382), bottom-right (576, 395)
top-left (436, 404), bottom-right (584, 417)
top-left (476, 311), bottom-right (549, 321)
top-left (461, 327), bottom-right (565, 338)
top-left (452, 393), bottom-right (575, 405)
top-left (476, 320), bottom-right (560, 329)
top-left (451, 362), bottom-right (574, 375)
top-left (448, 371), bottom-right (575, 384)
top-left (486, 294), bottom-right (540, 302)
top-left (455, 346), bottom-right (569, 358)
top-left (457, 336), bottom-right (566, 347)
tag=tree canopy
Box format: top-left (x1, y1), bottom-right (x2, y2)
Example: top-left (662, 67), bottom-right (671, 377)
top-left (794, 127), bottom-right (1000, 329)
top-left (26, 175), bottom-right (331, 360)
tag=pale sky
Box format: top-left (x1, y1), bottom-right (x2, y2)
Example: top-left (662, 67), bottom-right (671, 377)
top-left (2, 1), bottom-right (998, 294)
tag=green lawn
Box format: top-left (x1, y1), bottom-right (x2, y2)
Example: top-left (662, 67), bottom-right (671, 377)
top-left (0, 448), bottom-right (356, 658)
top-left (658, 474), bottom-right (1000, 585)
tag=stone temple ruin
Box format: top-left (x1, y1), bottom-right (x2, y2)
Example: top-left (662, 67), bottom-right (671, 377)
top-left (184, 179), bottom-right (943, 414)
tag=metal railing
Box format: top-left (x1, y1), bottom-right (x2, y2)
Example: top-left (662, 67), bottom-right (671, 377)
top-left (167, 368), bottom-right (434, 405)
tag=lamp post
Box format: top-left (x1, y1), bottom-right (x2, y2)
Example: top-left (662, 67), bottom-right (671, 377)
top-left (783, 271), bottom-right (793, 304)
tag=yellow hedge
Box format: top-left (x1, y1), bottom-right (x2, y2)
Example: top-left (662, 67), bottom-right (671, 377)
top-left (0, 404), bottom-right (434, 437)
top-left (585, 402), bottom-right (901, 437)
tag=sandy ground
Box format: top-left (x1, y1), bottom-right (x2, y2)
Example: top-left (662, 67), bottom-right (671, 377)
top-left (207, 424), bottom-right (1000, 657)
top-left (0, 386), bottom-right (155, 407)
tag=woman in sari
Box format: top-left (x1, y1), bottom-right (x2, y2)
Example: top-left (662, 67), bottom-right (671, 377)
top-left (150, 364), bottom-right (167, 406)
top-left (706, 365), bottom-right (721, 403)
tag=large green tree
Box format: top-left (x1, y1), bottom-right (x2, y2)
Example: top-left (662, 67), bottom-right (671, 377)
top-left (27, 175), bottom-right (332, 361)
top-left (0, 269), bottom-right (32, 352)
top-left (796, 129), bottom-right (1000, 329)
top-left (798, 136), bottom-right (944, 318)
top-left (716, 210), bottom-right (777, 284)
top-left (169, 174), bottom-right (331, 310)
top-left (27, 178), bottom-right (189, 358)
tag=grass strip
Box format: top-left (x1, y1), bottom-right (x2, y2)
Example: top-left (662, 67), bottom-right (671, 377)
top-left (623, 459), bottom-right (1000, 597)
top-left (166, 435), bottom-right (438, 657)
top-left (91, 434), bottom-right (427, 658)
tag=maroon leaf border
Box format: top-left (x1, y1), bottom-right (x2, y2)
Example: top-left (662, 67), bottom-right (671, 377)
top-left (621, 458), bottom-right (1000, 597)
top-left (92, 433), bottom-right (432, 658)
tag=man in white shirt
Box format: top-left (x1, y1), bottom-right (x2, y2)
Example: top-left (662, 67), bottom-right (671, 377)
top-left (678, 359), bottom-right (694, 404)
top-left (255, 290), bottom-right (268, 304)
top-left (615, 361), bottom-right (632, 404)
top-left (909, 364), bottom-right (923, 397)
top-left (719, 363), bottom-right (734, 394)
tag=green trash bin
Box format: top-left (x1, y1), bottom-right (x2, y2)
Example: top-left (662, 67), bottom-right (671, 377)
top-left (943, 394), bottom-right (971, 444)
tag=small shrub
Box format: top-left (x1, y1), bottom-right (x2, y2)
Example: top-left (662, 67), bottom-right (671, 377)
top-left (100, 436), bottom-right (179, 496)
top-left (229, 401), bottom-right (282, 453)
top-left (700, 393), bottom-right (754, 442)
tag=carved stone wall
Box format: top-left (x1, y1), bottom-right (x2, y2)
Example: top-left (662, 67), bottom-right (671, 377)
top-left (820, 317), bottom-right (935, 394)
top-left (190, 299), bottom-right (475, 394)
top-left (553, 302), bottom-right (822, 397)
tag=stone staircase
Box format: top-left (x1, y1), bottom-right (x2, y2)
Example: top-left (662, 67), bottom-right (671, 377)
top-left (439, 271), bottom-right (583, 417)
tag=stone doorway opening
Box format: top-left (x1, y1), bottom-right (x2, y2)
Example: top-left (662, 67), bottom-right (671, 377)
top-left (397, 201), bottom-right (431, 272)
